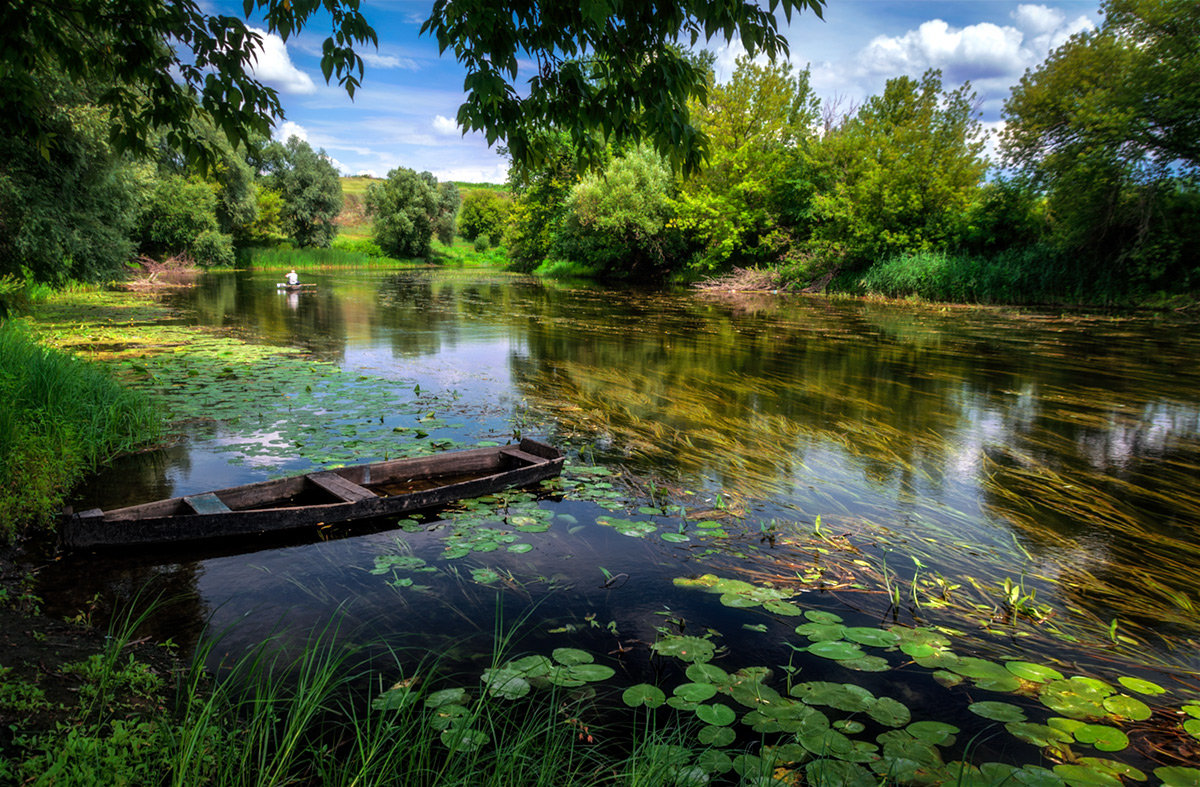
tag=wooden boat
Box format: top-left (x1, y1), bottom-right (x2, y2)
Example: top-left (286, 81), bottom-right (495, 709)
top-left (63, 439), bottom-right (564, 550)
top-left (277, 282), bottom-right (316, 291)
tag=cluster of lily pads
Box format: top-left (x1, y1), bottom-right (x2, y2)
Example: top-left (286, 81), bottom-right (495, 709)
top-left (371, 648), bottom-right (615, 754)
top-left (106, 334), bottom-right (480, 470)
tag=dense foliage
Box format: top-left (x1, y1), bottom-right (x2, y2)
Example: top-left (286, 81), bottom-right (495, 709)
top-left (1001, 0), bottom-right (1200, 295)
top-left (367, 168), bottom-right (460, 259)
top-left (458, 190), bottom-right (512, 246)
top-left (260, 137), bottom-right (345, 248)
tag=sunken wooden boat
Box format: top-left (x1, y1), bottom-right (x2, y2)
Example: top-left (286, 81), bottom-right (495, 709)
top-left (63, 439), bottom-right (564, 550)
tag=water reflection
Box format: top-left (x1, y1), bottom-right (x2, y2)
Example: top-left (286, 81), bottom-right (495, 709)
top-left (47, 270), bottom-right (1200, 676)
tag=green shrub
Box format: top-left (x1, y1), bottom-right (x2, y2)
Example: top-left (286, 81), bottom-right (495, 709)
top-left (190, 229), bottom-right (235, 267)
top-left (331, 237), bottom-right (386, 258)
top-left (473, 235), bottom-right (489, 252)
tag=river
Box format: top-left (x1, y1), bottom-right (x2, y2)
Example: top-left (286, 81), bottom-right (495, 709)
top-left (41, 268), bottom-right (1200, 779)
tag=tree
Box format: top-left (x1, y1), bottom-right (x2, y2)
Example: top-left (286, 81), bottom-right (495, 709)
top-left (1, 0), bottom-right (376, 169)
top-left (673, 56), bottom-right (820, 272)
top-left (0, 80), bottom-right (141, 282)
top-left (136, 173), bottom-right (232, 266)
top-left (1001, 0), bottom-right (1200, 290)
top-left (504, 132), bottom-right (586, 271)
top-left (366, 168), bottom-right (442, 258)
top-left (459, 191), bottom-right (512, 245)
top-left (808, 70), bottom-right (988, 269)
top-left (435, 182), bottom-right (462, 246)
top-left (554, 146), bottom-right (683, 278)
top-left (3, 0), bottom-right (826, 175)
top-left (261, 137), bottom-right (343, 248)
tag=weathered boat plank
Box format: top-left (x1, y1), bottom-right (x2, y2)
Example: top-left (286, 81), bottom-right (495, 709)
top-left (184, 493), bottom-right (232, 515)
top-left (306, 471), bottom-right (376, 502)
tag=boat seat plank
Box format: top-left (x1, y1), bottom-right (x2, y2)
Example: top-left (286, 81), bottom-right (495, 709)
top-left (307, 471), bottom-right (376, 502)
top-left (184, 493), bottom-right (232, 515)
top-left (500, 447), bottom-right (544, 466)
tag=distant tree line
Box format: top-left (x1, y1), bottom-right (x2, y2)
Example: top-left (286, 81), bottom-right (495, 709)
top-left (500, 0), bottom-right (1199, 304)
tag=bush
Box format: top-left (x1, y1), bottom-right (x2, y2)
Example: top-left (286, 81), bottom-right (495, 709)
top-left (473, 235), bottom-right (489, 252)
top-left (190, 229), bottom-right (235, 267)
top-left (331, 237), bottom-right (386, 258)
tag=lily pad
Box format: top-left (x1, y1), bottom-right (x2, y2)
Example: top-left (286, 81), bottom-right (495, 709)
top-left (425, 688), bottom-right (469, 708)
top-left (791, 681), bottom-right (875, 713)
top-left (651, 635), bottom-right (715, 664)
top-left (1072, 724), bottom-right (1129, 752)
top-left (674, 682), bottom-right (718, 703)
top-left (552, 647), bottom-right (594, 666)
top-left (697, 724), bottom-right (737, 747)
top-left (1006, 661), bottom-right (1065, 683)
top-left (806, 759), bottom-right (877, 787)
top-left (795, 622), bottom-right (849, 642)
top-left (440, 727), bottom-right (487, 753)
top-left (807, 640), bottom-right (866, 661)
top-left (622, 683), bottom-right (667, 708)
top-left (696, 702), bottom-right (736, 726)
top-left (1102, 694), bottom-right (1151, 721)
top-left (906, 721), bottom-right (959, 746)
top-left (843, 627), bottom-right (900, 648)
top-left (1155, 766), bottom-right (1200, 786)
top-left (969, 701), bottom-right (1028, 723)
top-left (805, 610), bottom-right (844, 624)
top-left (1052, 763), bottom-right (1123, 786)
top-left (1118, 676), bottom-right (1167, 696)
top-left (868, 696), bottom-right (912, 727)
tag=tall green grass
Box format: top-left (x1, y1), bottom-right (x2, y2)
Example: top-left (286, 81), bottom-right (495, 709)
top-left (0, 321), bottom-right (160, 539)
top-left (238, 245), bottom-right (416, 270)
top-left (851, 246), bottom-right (1106, 305)
top-left (6, 597), bottom-right (704, 786)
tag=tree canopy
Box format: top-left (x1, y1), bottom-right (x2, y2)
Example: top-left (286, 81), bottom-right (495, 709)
top-left (2, 0), bottom-right (826, 174)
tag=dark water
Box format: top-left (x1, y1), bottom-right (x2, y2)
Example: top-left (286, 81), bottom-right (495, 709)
top-left (40, 269), bottom-right (1200, 767)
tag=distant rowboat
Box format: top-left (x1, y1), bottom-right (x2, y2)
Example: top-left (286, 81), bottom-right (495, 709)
top-left (277, 282), bottom-right (317, 291)
top-left (63, 439), bottom-right (565, 550)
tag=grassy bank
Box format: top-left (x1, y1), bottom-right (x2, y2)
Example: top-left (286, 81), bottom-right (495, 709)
top-left (0, 320), bottom-right (160, 541)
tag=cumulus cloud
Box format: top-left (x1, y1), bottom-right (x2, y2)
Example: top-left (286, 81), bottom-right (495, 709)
top-left (432, 115), bottom-right (459, 135)
top-left (273, 120), bottom-right (309, 143)
top-left (810, 5), bottom-right (1096, 119)
top-left (247, 28), bottom-right (317, 95)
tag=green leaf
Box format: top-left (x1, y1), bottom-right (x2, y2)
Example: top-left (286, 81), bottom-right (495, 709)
top-left (695, 702), bottom-right (736, 726)
top-left (622, 683), bottom-right (666, 708)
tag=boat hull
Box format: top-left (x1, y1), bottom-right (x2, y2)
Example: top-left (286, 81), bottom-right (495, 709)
top-left (63, 439), bottom-right (564, 550)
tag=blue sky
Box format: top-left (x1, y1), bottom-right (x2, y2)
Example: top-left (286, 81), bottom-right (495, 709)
top-left (237, 0), bottom-right (1102, 183)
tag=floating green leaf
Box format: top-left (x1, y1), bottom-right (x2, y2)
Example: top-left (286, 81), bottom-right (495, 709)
top-left (969, 701), bottom-right (1028, 723)
top-left (696, 702), bottom-right (736, 726)
top-left (674, 683), bottom-right (718, 703)
top-left (622, 684), bottom-right (666, 708)
top-left (651, 635), bottom-right (715, 663)
top-left (1102, 694), bottom-right (1151, 721)
top-left (425, 688), bottom-right (469, 708)
top-left (843, 627), bottom-right (901, 648)
top-left (1006, 661), bottom-right (1065, 683)
top-left (906, 721), bottom-right (958, 746)
top-left (1155, 766), bottom-right (1200, 786)
top-left (697, 724), bottom-right (736, 747)
top-left (868, 696), bottom-right (912, 727)
top-left (807, 640), bottom-right (865, 661)
top-left (552, 647), bottom-right (593, 666)
top-left (1117, 676), bottom-right (1166, 696)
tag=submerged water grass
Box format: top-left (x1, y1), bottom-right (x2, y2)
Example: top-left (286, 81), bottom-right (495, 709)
top-left (0, 320), bottom-right (160, 539)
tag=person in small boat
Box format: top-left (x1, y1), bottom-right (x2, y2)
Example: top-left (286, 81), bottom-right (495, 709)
top-left (285, 269), bottom-right (299, 286)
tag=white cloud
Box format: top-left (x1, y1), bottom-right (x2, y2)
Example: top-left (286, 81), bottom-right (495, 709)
top-left (361, 51), bottom-right (420, 70)
top-left (323, 155), bottom-right (349, 175)
top-left (273, 120), bottom-right (309, 143)
top-left (432, 115), bottom-right (459, 135)
top-left (355, 169), bottom-right (383, 179)
top-left (805, 5), bottom-right (1096, 119)
top-left (248, 28), bottom-right (317, 95)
